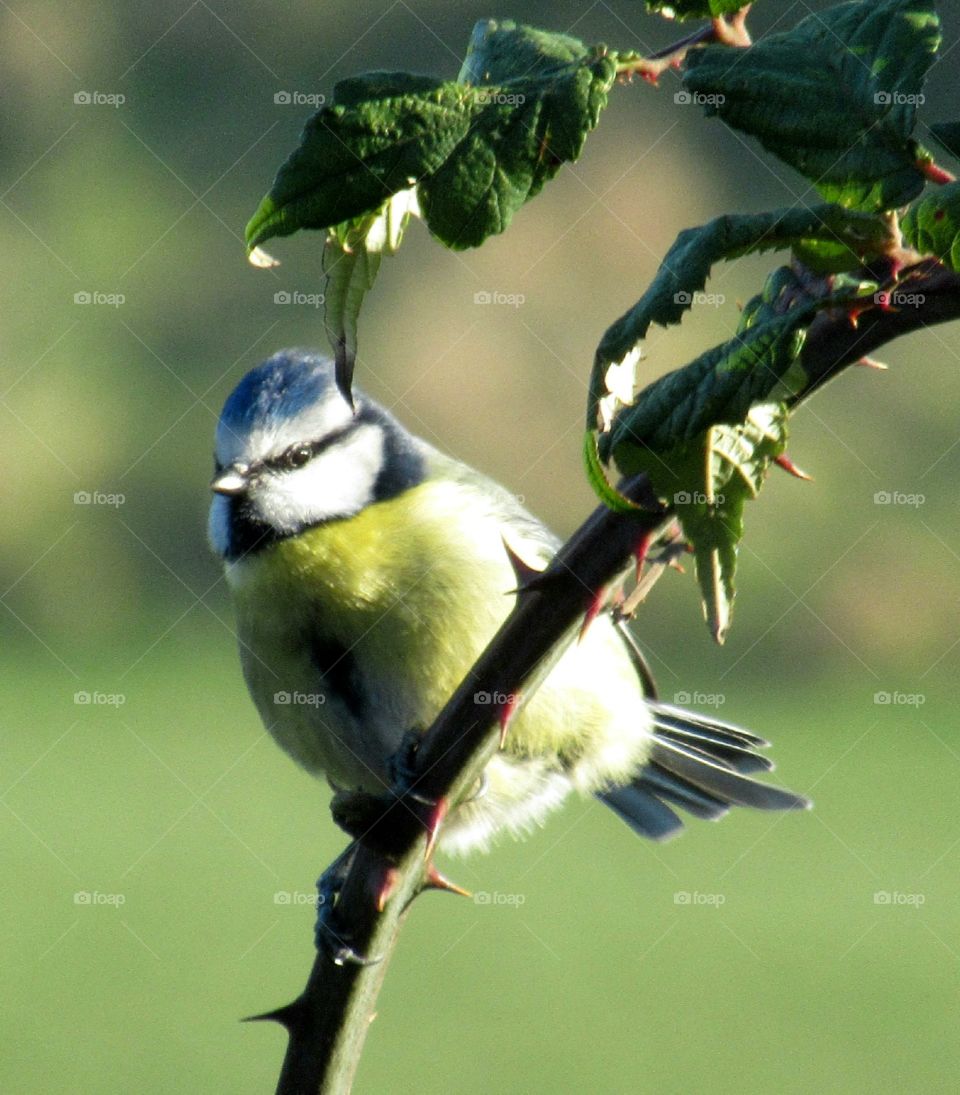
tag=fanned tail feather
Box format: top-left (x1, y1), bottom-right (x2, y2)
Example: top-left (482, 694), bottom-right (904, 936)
top-left (598, 703), bottom-right (810, 842)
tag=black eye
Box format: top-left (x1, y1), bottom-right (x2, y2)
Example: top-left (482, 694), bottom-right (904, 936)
top-left (284, 445), bottom-right (312, 469)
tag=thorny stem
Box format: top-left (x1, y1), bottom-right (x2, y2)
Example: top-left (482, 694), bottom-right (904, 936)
top-left (262, 262), bottom-right (960, 1095)
top-left (616, 5), bottom-right (752, 84)
top-left (267, 479), bottom-right (671, 1094)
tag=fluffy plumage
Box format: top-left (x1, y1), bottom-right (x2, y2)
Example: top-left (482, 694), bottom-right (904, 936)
top-left (210, 349), bottom-right (808, 853)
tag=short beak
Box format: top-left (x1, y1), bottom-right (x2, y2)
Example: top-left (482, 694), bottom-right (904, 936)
top-left (210, 464), bottom-right (250, 496)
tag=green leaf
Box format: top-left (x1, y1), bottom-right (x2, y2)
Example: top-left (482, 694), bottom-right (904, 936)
top-left (245, 72), bottom-right (466, 253)
top-left (322, 189), bottom-right (419, 402)
top-left (417, 57), bottom-right (616, 248)
top-left (593, 266), bottom-right (878, 640)
top-left (588, 204), bottom-right (890, 427)
top-left (929, 122), bottom-right (960, 161)
top-left (245, 24), bottom-right (617, 255)
top-left (644, 0), bottom-right (746, 18)
top-left (603, 310), bottom-right (812, 465)
top-left (790, 238), bottom-right (872, 275)
top-left (606, 320), bottom-right (801, 642)
top-left (458, 19), bottom-right (590, 83)
top-left (682, 405), bottom-right (790, 642)
top-left (683, 0), bottom-right (940, 212)
top-left (582, 431), bottom-right (643, 514)
top-left (612, 393), bottom-right (790, 643)
top-left (902, 181), bottom-right (960, 272)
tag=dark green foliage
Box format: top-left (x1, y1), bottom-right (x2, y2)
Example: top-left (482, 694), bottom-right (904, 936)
top-left (588, 204), bottom-right (891, 428)
top-left (644, 0), bottom-right (747, 18)
top-left (243, 1), bottom-right (955, 639)
top-left (246, 24), bottom-right (617, 253)
top-left (683, 0), bottom-right (940, 211)
top-left (902, 181), bottom-right (960, 271)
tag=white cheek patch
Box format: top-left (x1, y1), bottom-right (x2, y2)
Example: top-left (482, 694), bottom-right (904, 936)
top-left (254, 423), bottom-right (385, 532)
top-left (215, 388), bottom-right (355, 469)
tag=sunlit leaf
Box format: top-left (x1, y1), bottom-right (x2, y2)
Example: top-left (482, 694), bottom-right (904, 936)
top-left (902, 180), bottom-right (960, 271)
top-left (683, 0), bottom-right (940, 211)
top-left (588, 204), bottom-right (889, 428)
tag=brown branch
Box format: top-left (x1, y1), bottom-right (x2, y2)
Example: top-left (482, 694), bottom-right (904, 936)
top-left (616, 4), bottom-right (752, 85)
top-left (796, 260), bottom-right (960, 399)
top-left (265, 476), bottom-right (670, 1094)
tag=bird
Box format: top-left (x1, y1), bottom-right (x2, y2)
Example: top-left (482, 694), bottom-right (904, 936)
top-left (209, 348), bottom-right (809, 862)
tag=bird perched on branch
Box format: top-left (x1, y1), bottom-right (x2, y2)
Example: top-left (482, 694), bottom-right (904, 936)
top-left (209, 349), bottom-right (808, 862)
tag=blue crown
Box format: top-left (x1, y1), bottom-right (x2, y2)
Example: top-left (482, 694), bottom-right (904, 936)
top-left (221, 349), bottom-right (340, 431)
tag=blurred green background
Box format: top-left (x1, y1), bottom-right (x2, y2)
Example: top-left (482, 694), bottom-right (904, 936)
top-left (3, 2), bottom-right (960, 1091)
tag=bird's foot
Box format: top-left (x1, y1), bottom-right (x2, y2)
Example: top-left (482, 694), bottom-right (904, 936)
top-left (313, 846), bottom-right (384, 966)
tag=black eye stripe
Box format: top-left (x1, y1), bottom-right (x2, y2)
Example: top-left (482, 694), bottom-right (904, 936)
top-left (263, 422), bottom-right (356, 474)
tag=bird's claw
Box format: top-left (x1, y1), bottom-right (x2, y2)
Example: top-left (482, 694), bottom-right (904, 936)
top-left (313, 849), bottom-right (384, 966)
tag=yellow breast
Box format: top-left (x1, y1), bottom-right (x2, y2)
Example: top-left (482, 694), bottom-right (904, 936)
top-left (225, 478), bottom-right (649, 801)
top-left (226, 481), bottom-right (520, 785)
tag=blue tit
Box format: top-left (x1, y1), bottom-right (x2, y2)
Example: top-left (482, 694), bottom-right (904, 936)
top-left (209, 349), bottom-right (808, 855)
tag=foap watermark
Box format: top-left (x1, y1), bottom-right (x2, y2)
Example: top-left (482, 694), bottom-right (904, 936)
top-left (274, 290), bottom-right (325, 308)
top-left (874, 890), bottom-right (925, 907)
top-left (474, 90), bottom-right (526, 106)
top-left (874, 91), bottom-right (925, 107)
top-left (674, 90), bottom-right (725, 107)
top-left (74, 290), bottom-right (125, 308)
top-left (274, 890), bottom-right (322, 906)
top-left (74, 890), bottom-right (125, 906)
top-left (875, 289), bottom-right (925, 309)
top-left (673, 690), bottom-right (726, 708)
top-left (474, 690), bottom-right (521, 706)
top-left (873, 490), bottom-right (925, 508)
top-left (274, 91), bottom-right (326, 107)
top-left (274, 691), bottom-right (326, 707)
top-left (874, 691), bottom-right (925, 707)
top-left (673, 290), bottom-right (725, 307)
top-left (674, 890), bottom-right (726, 907)
top-left (74, 489), bottom-right (125, 507)
top-left (473, 290), bottom-right (525, 308)
top-left (74, 90), bottom-right (125, 108)
top-left (674, 490), bottom-right (725, 506)
top-left (74, 691), bottom-right (126, 707)
top-left (474, 890), bottom-right (526, 907)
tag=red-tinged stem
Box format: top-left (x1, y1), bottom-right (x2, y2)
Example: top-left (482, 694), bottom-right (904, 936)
top-left (616, 5), bottom-right (752, 85)
top-left (634, 531), bottom-right (654, 581)
top-left (498, 692), bottom-right (521, 748)
top-left (919, 159), bottom-right (956, 185)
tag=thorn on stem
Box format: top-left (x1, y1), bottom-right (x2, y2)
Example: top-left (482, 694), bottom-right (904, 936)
top-left (918, 159), bottom-right (956, 186)
top-left (847, 304), bottom-right (869, 329)
top-left (502, 538), bottom-right (546, 592)
top-left (375, 867), bottom-right (400, 913)
top-left (774, 454), bottom-right (813, 481)
top-left (424, 864), bottom-right (472, 898)
top-left (498, 692), bottom-right (520, 748)
top-left (243, 999), bottom-right (303, 1029)
top-left (633, 532), bottom-right (653, 582)
top-left (423, 797), bottom-right (450, 863)
top-left (579, 589), bottom-right (606, 643)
